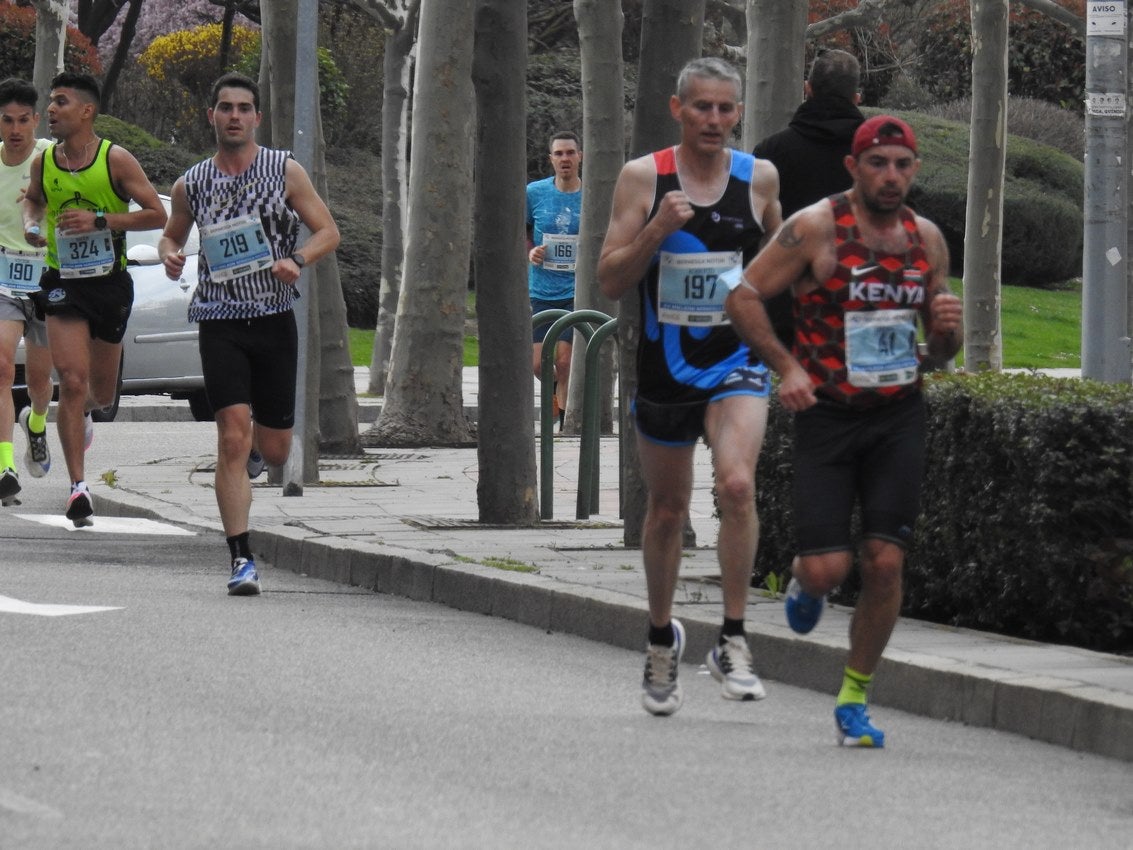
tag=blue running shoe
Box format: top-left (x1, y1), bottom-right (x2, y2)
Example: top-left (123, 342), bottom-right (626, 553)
top-left (785, 577), bottom-right (825, 634)
top-left (642, 618), bottom-right (685, 716)
top-left (227, 557), bottom-right (262, 596)
top-left (835, 703), bottom-right (885, 748)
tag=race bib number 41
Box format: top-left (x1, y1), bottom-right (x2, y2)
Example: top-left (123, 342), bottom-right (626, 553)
top-left (201, 215), bottom-right (273, 283)
top-left (657, 250), bottom-right (741, 326)
top-left (845, 309), bottom-right (919, 388)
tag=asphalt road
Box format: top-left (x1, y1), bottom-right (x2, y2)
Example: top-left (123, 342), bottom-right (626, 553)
top-left (1, 495), bottom-right (1130, 849)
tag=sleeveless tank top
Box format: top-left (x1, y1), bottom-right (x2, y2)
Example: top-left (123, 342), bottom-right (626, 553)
top-left (636, 147), bottom-right (765, 405)
top-left (40, 138), bottom-right (129, 273)
top-left (184, 147), bottom-right (300, 322)
top-left (795, 193), bottom-right (930, 408)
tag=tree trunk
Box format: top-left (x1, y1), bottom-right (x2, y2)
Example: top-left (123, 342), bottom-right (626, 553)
top-left (962, 0), bottom-right (1008, 372)
top-left (743, 0), bottom-right (807, 150)
top-left (262, 1), bottom-right (361, 464)
top-left (30, 0), bottom-right (67, 137)
top-left (618, 0), bottom-right (704, 548)
top-left (570, 0), bottom-right (623, 437)
top-left (262, 0), bottom-right (322, 484)
top-left (470, 0), bottom-right (537, 524)
top-left (363, 0), bottom-right (476, 447)
top-left (368, 16), bottom-right (417, 395)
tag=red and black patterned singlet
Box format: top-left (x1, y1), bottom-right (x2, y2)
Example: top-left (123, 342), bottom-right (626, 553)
top-left (795, 193), bottom-right (930, 409)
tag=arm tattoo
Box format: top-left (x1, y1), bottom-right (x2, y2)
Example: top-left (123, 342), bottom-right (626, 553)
top-left (776, 220), bottom-right (803, 248)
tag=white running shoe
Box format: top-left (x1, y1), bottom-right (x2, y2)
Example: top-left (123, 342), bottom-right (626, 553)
top-left (706, 634), bottom-right (767, 701)
top-left (18, 407), bottom-right (51, 478)
top-left (642, 618), bottom-right (685, 716)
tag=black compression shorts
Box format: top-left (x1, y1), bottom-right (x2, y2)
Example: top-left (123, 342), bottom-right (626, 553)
top-left (792, 391), bottom-right (926, 553)
top-left (198, 311), bottom-right (298, 429)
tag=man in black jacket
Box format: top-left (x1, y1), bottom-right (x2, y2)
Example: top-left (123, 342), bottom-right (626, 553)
top-left (753, 49), bottom-right (864, 348)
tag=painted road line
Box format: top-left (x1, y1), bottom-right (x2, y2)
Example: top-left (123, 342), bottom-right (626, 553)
top-left (16, 514), bottom-right (196, 535)
top-left (0, 594), bottom-right (122, 616)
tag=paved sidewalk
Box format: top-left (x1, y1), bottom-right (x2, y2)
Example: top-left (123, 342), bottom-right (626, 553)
top-left (90, 368), bottom-right (1133, 763)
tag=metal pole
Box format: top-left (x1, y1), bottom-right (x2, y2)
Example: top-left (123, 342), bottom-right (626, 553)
top-left (282, 0), bottom-right (319, 494)
top-left (1082, 1), bottom-right (1130, 382)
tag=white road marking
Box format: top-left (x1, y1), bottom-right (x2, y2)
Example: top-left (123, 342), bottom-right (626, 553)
top-left (0, 787), bottom-right (64, 818)
top-left (15, 514), bottom-right (196, 535)
top-left (0, 594), bottom-right (121, 617)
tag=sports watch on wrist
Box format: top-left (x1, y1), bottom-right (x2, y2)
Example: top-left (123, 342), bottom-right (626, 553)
top-left (290, 252), bottom-right (306, 269)
top-left (93, 211), bottom-right (107, 230)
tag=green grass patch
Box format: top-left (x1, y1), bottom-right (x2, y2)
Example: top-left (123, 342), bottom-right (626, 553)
top-left (348, 282), bottom-right (1081, 371)
top-left (951, 279), bottom-right (1081, 369)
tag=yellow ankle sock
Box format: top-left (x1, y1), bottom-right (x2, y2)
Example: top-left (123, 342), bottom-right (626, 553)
top-left (836, 666), bottom-right (872, 706)
top-left (28, 408), bottom-right (48, 433)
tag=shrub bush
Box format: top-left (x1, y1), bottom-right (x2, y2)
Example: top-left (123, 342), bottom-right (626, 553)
top-left (94, 115), bottom-right (201, 192)
top-left (0, 4), bottom-right (100, 81)
top-left (877, 109), bottom-right (1084, 287)
top-left (755, 372), bottom-right (1133, 654)
top-left (912, 0), bottom-right (1086, 113)
top-left (926, 97), bottom-right (1085, 162)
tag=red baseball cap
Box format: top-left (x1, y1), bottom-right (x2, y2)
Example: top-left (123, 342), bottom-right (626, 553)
top-left (851, 115), bottom-right (918, 157)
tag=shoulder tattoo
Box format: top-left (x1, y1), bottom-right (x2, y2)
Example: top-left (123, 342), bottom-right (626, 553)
top-left (776, 220), bottom-right (804, 248)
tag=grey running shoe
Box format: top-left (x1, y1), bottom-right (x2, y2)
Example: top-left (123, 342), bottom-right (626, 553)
top-left (18, 407), bottom-right (51, 478)
top-left (706, 634), bottom-right (767, 701)
top-left (246, 449), bottom-right (266, 480)
top-left (642, 618), bottom-right (685, 716)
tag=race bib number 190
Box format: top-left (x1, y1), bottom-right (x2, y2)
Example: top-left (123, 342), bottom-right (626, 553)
top-left (200, 215), bottom-right (273, 283)
top-left (0, 245), bottom-right (45, 294)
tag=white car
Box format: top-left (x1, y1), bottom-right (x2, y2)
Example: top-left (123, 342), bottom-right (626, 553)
top-left (14, 195), bottom-right (212, 422)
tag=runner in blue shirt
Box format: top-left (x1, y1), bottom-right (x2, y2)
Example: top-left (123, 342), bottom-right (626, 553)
top-left (526, 131), bottom-right (582, 429)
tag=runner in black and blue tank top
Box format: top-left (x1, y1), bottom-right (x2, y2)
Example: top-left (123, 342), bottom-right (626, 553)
top-left (599, 58), bottom-right (782, 718)
top-left (637, 145), bottom-right (768, 411)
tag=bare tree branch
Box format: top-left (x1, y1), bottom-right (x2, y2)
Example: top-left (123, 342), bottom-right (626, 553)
top-left (1015, 0), bottom-right (1084, 37)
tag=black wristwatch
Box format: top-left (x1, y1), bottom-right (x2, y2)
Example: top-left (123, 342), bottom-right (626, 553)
top-left (290, 252), bottom-right (306, 269)
top-left (93, 212), bottom-right (107, 230)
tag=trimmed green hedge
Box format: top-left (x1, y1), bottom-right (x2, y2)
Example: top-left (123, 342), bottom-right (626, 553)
top-left (754, 372), bottom-right (1133, 653)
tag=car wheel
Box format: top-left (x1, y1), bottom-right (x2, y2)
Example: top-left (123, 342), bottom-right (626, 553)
top-left (90, 353), bottom-right (124, 423)
top-left (187, 389), bottom-right (214, 422)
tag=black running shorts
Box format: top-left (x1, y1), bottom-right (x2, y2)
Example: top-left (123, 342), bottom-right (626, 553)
top-left (34, 268), bottom-right (134, 344)
top-left (792, 391), bottom-right (926, 553)
top-left (634, 364), bottom-right (770, 446)
top-left (198, 310), bottom-right (298, 429)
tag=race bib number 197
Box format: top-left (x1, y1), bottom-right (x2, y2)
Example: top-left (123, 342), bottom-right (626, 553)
top-left (657, 250), bottom-right (741, 326)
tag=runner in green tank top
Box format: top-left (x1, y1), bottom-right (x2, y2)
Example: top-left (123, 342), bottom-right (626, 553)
top-left (21, 72), bottom-right (166, 527)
